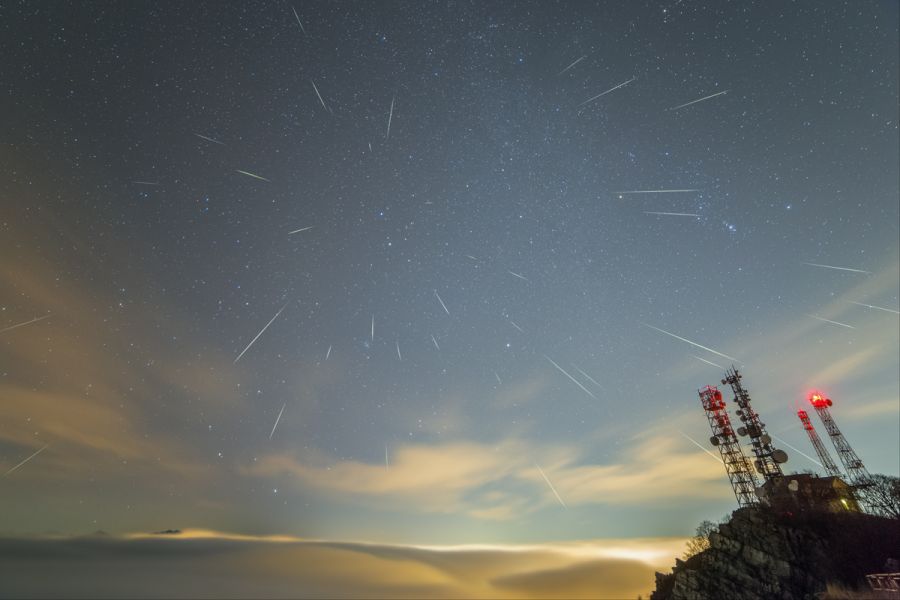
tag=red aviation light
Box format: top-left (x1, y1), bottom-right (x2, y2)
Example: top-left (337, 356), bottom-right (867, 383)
top-left (797, 410), bottom-right (813, 430)
top-left (809, 392), bottom-right (832, 408)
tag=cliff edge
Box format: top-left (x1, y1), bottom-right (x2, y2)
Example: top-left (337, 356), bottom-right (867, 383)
top-left (651, 507), bottom-right (899, 600)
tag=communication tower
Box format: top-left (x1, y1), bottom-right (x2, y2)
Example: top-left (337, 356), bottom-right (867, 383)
top-left (797, 410), bottom-right (842, 478)
top-left (699, 385), bottom-right (758, 507)
top-left (808, 392), bottom-right (881, 514)
top-left (722, 367), bottom-right (788, 480)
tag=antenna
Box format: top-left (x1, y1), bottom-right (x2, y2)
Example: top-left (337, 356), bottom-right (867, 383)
top-left (797, 410), bottom-right (842, 478)
top-left (808, 392), bottom-right (882, 515)
top-left (699, 385), bottom-right (758, 507)
top-left (723, 367), bottom-right (787, 481)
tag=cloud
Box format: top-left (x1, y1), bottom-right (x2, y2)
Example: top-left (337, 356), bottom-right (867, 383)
top-left (544, 431), bottom-right (728, 506)
top-left (0, 532), bottom-right (683, 599)
top-left (839, 398), bottom-right (900, 420)
top-left (244, 426), bottom-right (730, 519)
top-left (491, 558), bottom-right (655, 599)
top-left (0, 228), bottom-right (253, 494)
top-left (244, 439), bottom-right (536, 517)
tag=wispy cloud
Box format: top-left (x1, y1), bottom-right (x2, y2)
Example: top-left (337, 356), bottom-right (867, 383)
top-left (245, 427), bottom-right (730, 519)
top-left (0, 235), bottom-right (240, 484)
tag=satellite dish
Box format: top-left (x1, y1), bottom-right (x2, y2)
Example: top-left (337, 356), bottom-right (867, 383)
top-left (710, 436), bottom-right (720, 446)
top-left (737, 426), bottom-right (748, 436)
top-left (772, 449), bottom-right (789, 464)
top-left (788, 479), bottom-right (799, 492)
top-left (760, 434), bottom-right (772, 445)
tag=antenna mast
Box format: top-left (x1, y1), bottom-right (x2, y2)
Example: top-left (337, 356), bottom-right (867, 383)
top-left (808, 392), bottom-right (881, 515)
top-left (797, 409), bottom-right (842, 478)
top-left (723, 367), bottom-right (787, 481)
top-left (699, 385), bottom-right (758, 507)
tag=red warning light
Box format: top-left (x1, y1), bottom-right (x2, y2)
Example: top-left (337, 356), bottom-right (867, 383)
top-left (809, 392), bottom-right (832, 408)
top-left (797, 410), bottom-right (813, 430)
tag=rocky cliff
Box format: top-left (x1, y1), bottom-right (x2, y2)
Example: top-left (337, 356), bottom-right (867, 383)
top-left (651, 507), bottom-right (900, 600)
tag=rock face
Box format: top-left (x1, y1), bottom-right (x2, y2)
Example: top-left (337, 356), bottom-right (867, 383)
top-left (651, 507), bottom-right (900, 600)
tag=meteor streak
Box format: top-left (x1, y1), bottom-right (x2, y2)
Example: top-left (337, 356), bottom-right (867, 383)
top-left (806, 314), bottom-right (855, 329)
top-left (507, 270), bottom-right (529, 281)
top-left (849, 301), bottom-right (900, 315)
top-left (640, 323), bottom-right (740, 362)
top-left (396, 341), bottom-right (402, 361)
top-left (691, 354), bottom-right (724, 369)
top-left (509, 321), bottom-right (524, 333)
top-left (434, 290), bottom-right (450, 315)
top-left (535, 463), bottom-right (567, 508)
top-left (772, 435), bottom-right (821, 468)
top-left (235, 170), bottom-right (270, 182)
top-left (615, 189), bottom-right (699, 194)
top-left (0, 314), bottom-right (51, 335)
top-left (803, 262), bottom-right (871, 275)
top-left (310, 80), bottom-right (329, 112)
top-left (494, 371), bottom-right (502, 385)
top-left (544, 355), bottom-right (596, 399)
top-left (325, 345), bottom-right (332, 360)
top-left (269, 403), bottom-right (286, 440)
top-left (290, 6), bottom-right (307, 35)
top-left (557, 55), bottom-right (586, 75)
top-left (371, 315), bottom-right (375, 342)
top-left (643, 211), bottom-right (700, 217)
top-left (667, 89), bottom-right (729, 111)
top-left (678, 432), bottom-right (724, 465)
top-left (386, 97), bottom-right (394, 139)
top-left (4, 444), bottom-right (49, 476)
top-left (132, 181), bottom-right (159, 186)
top-left (571, 364), bottom-right (601, 388)
top-left (431, 335), bottom-right (440, 351)
top-left (288, 226), bottom-right (313, 235)
top-left (577, 76), bottom-right (636, 108)
top-left (234, 303), bottom-right (288, 363)
top-left (193, 133), bottom-right (224, 145)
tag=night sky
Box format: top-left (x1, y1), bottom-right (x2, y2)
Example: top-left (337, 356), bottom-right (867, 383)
top-left (1, 0), bottom-right (898, 595)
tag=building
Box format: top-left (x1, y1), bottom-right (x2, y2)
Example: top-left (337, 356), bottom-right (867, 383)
top-left (756, 473), bottom-right (861, 514)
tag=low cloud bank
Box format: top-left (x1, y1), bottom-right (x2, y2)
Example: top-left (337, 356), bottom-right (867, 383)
top-left (0, 531), bottom-right (684, 599)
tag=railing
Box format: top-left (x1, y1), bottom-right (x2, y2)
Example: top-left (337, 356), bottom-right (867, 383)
top-left (866, 572), bottom-right (900, 594)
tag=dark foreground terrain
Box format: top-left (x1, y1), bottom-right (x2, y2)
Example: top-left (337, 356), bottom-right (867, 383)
top-left (652, 507), bottom-right (900, 600)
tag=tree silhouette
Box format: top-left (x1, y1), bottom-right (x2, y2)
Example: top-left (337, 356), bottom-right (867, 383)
top-left (682, 520), bottom-right (718, 559)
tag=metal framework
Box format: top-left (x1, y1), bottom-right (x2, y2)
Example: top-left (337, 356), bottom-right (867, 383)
top-left (699, 385), bottom-right (758, 507)
top-left (722, 367), bottom-right (786, 481)
top-left (797, 409), bottom-right (842, 478)
top-left (809, 393), bottom-right (881, 514)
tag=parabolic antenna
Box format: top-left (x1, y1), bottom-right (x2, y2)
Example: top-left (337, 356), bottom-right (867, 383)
top-left (772, 449), bottom-right (789, 464)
